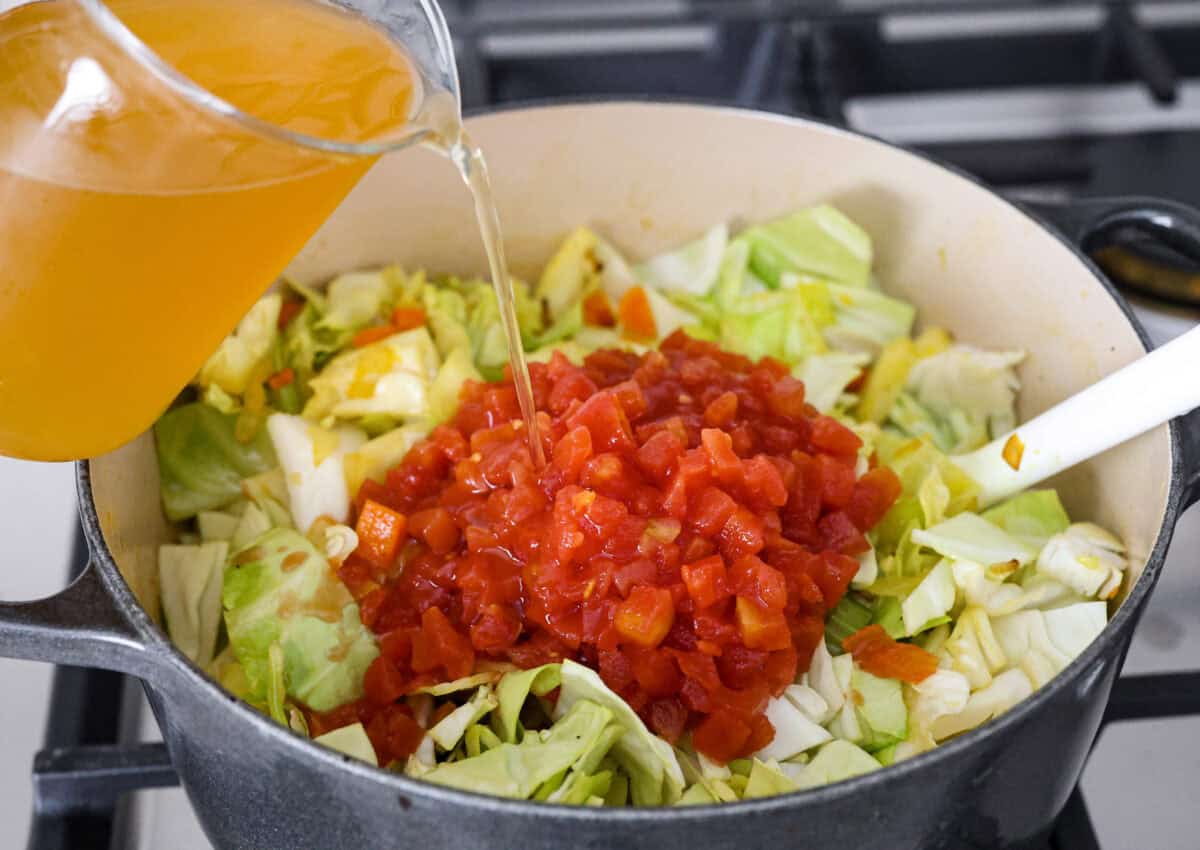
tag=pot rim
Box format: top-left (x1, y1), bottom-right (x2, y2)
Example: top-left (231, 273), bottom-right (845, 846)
top-left (79, 99), bottom-right (1184, 823)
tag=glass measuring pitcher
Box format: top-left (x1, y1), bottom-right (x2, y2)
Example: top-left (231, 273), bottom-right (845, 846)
top-left (0, 0), bottom-right (460, 461)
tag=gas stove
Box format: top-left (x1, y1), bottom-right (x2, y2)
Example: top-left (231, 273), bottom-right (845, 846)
top-left (5, 2), bottom-right (1200, 848)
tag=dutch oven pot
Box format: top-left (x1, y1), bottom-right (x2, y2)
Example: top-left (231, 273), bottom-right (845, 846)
top-left (4, 103), bottom-right (1200, 850)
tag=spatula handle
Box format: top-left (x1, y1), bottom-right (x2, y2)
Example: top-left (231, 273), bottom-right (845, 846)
top-left (954, 323), bottom-right (1200, 506)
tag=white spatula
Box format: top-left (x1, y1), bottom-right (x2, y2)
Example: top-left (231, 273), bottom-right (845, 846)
top-left (953, 324), bottom-right (1200, 507)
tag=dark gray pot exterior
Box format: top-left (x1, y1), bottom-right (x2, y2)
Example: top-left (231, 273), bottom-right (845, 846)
top-left (142, 616), bottom-right (1133, 850)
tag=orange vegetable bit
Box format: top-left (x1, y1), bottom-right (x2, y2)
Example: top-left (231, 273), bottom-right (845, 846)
top-left (843, 624), bottom-right (939, 684)
top-left (355, 499), bottom-right (408, 569)
top-left (277, 299), bottom-right (304, 329)
top-left (1002, 433), bottom-right (1025, 470)
top-left (617, 286), bottom-right (658, 341)
top-left (266, 367), bottom-right (295, 390)
top-left (582, 290), bottom-right (617, 327)
top-left (613, 585), bottom-right (675, 648)
top-left (352, 325), bottom-right (398, 348)
top-left (390, 306), bottom-right (427, 331)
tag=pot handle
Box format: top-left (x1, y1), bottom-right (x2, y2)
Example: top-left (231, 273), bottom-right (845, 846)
top-left (1019, 195), bottom-right (1200, 508)
top-left (1019, 195), bottom-right (1200, 267)
top-left (0, 556), bottom-right (164, 682)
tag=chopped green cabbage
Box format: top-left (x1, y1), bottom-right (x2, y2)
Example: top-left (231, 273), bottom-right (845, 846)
top-left (427, 346), bottom-right (483, 426)
top-left (754, 693), bottom-right (831, 762)
top-left (793, 740), bottom-right (881, 789)
top-left (314, 722), bottom-right (378, 765)
top-left (719, 289), bottom-right (828, 365)
top-left (423, 699), bottom-right (615, 799)
top-left (557, 660), bottom-right (685, 805)
top-left (265, 414), bottom-right (366, 532)
top-left (850, 666), bottom-right (908, 751)
top-left (197, 510), bottom-right (240, 543)
top-left (196, 294), bottom-right (281, 396)
top-left (494, 663), bottom-right (562, 743)
top-left (159, 541), bottom-right (227, 667)
top-left (796, 352), bottom-right (869, 413)
top-left (303, 328), bottom-right (440, 423)
top-left (343, 423), bottom-right (428, 500)
top-left (891, 345), bottom-right (1024, 453)
top-left (536, 228), bottom-right (601, 321)
top-left (222, 528), bottom-right (378, 712)
top-left (430, 685), bottom-right (499, 751)
top-left (740, 206), bottom-right (873, 288)
top-left (823, 282), bottom-right (916, 356)
top-left (154, 403), bottom-right (277, 521)
top-left (641, 286), bottom-right (698, 340)
top-left (317, 272), bottom-right (391, 332)
top-left (743, 759), bottom-right (800, 799)
top-left (911, 512), bottom-right (1036, 567)
top-left (635, 223), bottom-right (728, 296)
top-left (982, 490), bottom-right (1071, 552)
top-left (1035, 523), bottom-right (1126, 599)
top-left (901, 559), bottom-right (956, 636)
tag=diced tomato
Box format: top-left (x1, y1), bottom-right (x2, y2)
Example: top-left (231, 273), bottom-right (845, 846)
top-left (336, 333), bottom-right (910, 752)
top-left (408, 507), bottom-right (459, 555)
top-left (614, 586), bottom-right (675, 648)
top-left (411, 607), bottom-right (474, 680)
top-left (703, 391), bottom-right (738, 427)
top-left (680, 555), bottom-right (730, 609)
top-left (843, 624), bottom-right (939, 684)
top-left (845, 466), bottom-right (903, 530)
top-left (810, 415), bottom-right (863, 458)
top-left (743, 455), bottom-right (788, 508)
top-left (744, 712), bottom-right (776, 755)
top-left (817, 454), bottom-right (856, 510)
top-left (689, 486), bottom-right (737, 536)
top-left (365, 704), bottom-right (426, 764)
top-left (728, 555), bottom-right (787, 611)
top-left (390, 306), bottom-right (427, 331)
top-left (627, 647), bottom-right (684, 698)
top-left (692, 711), bottom-right (752, 763)
top-left (767, 376), bottom-right (807, 421)
top-left (646, 697), bottom-right (688, 744)
top-left (701, 428), bottom-right (741, 482)
top-left (716, 644), bottom-right (768, 690)
top-left (566, 392), bottom-right (636, 453)
top-left (719, 506), bottom-right (765, 559)
top-left (470, 604), bottom-right (523, 653)
top-left (818, 511), bottom-right (870, 556)
top-left (363, 654), bottom-right (408, 706)
top-left (636, 430), bottom-right (684, 483)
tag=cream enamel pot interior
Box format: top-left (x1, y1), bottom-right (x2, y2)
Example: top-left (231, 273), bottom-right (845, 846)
top-left (3, 102), bottom-right (1200, 850)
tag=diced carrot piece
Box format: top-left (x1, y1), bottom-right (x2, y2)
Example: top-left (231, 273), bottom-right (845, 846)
top-left (277, 299), bottom-right (303, 329)
top-left (266, 367), bottom-right (295, 390)
top-left (391, 306), bottom-right (427, 331)
top-left (352, 325), bottom-right (397, 348)
top-left (614, 586), bottom-right (675, 648)
top-left (618, 286), bottom-right (658, 341)
top-left (355, 500), bottom-right (407, 569)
